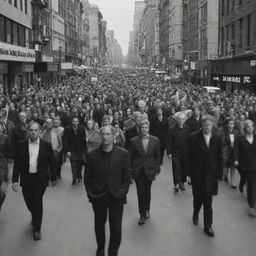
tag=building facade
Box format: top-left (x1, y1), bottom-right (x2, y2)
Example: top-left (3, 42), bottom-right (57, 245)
top-left (211, 0), bottom-right (256, 92)
top-left (0, 0), bottom-right (35, 93)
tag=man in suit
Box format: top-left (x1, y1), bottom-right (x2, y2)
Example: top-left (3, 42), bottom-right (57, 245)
top-left (85, 125), bottom-right (131, 256)
top-left (63, 117), bottom-right (87, 185)
top-left (130, 119), bottom-right (161, 225)
top-left (189, 115), bottom-right (223, 237)
top-left (12, 122), bottom-right (57, 241)
top-left (149, 108), bottom-right (169, 164)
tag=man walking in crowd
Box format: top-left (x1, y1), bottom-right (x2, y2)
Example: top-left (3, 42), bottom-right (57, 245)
top-left (84, 125), bottom-right (131, 256)
top-left (12, 122), bottom-right (57, 241)
top-left (189, 115), bottom-right (223, 237)
top-left (63, 117), bottom-right (87, 185)
top-left (167, 113), bottom-right (190, 192)
top-left (150, 108), bottom-right (169, 164)
top-left (129, 119), bottom-right (161, 225)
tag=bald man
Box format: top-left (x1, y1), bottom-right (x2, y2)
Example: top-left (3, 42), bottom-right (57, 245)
top-left (12, 122), bottom-right (57, 241)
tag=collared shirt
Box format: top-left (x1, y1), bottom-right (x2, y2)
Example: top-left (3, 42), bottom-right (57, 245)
top-left (29, 138), bottom-right (40, 173)
top-left (141, 135), bottom-right (149, 153)
top-left (229, 134), bottom-right (235, 147)
top-left (203, 133), bottom-right (212, 148)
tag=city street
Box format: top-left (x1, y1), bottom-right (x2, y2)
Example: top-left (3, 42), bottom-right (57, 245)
top-left (1, 157), bottom-right (256, 256)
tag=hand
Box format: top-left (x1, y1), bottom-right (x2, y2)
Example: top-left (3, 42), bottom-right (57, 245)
top-left (12, 183), bottom-right (18, 192)
top-left (51, 181), bottom-right (57, 187)
top-left (0, 181), bottom-right (8, 195)
top-left (67, 152), bottom-right (71, 158)
top-left (234, 161), bottom-right (239, 167)
top-left (168, 154), bottom-right (172, 159)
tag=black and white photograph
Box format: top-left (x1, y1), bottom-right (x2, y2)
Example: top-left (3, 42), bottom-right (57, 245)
top-left (0, 0), bottom-right (256, 255)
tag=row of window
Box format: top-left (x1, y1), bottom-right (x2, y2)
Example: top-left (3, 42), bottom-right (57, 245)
top-left (220, 14), bottom-right (252, 56)
top-left (5, 0), bottom-right (28, 14)
top-left (0, 15), bottom-right (30, 48)
top-left (220, 0), bottom-right (245, 17)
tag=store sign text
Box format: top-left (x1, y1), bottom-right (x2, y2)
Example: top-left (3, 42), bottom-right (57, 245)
top-left (223, 76), bottom-right (241, 83)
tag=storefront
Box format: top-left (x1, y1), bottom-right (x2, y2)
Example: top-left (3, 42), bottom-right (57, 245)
top-left (210, 53), bottom-right (256, 93)
top-left (34, 55), bottom-right (58, 86)
top-left (0, 42), bottom-right (35, 93)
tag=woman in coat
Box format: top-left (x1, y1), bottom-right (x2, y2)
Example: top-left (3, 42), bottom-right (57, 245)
top-left (85, 119), bottom-right (101, 152)
top-left (234, 120), bottom-right (256, 217)
top-left (220, 117), bottom-right (239, 188)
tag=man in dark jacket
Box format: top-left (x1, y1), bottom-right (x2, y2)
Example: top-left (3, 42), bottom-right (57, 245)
top-left (149, 108), bottom-right (169, 164)
top-left (185, 106), bottom-right (201, 134)
top-left (12, 122), bottom-right (56, 241)
top-left (63, 117), bottom-right (87, 185)
top-left (85, 125), bottom-right (131, 256)
top-left (130, 120), bottom-right (161, 225)
top-left (189, 115), bottom-right (223, 237)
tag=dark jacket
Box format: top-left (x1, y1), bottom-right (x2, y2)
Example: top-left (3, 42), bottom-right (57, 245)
top-left (125, 126), bottom-right (139, 149)
top-left (189, 130), bottom-right (223, 196)
top-left (129, 135), bottom-right (161, 181)
top-left (234, 135), bottom-right (256, 172)
top-left (11, 123), bottom-right (28, 148)
top-left (149, 116), bottom-right (169, 149)
top-left (63, 125), bottom-right (87, 161)
top-left (12, 139), bottom-right (56, 187)
top-left (84, 145), bottom-right (131, 203)
top-left (185, 116), bottom-right (201, 134)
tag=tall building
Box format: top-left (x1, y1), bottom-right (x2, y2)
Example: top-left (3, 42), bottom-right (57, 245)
top-left (169, 0), bottom-right (183, 74)
top-left (32, 0), bottom-right (59, 85)
top-left (106, 30), bottom-right (115, 64)
top-left (152, 0), bottom-right (160, 67)
top-left (159, 0), bottom-right (170, 70)
top-left (211, 0), bottom-right (256, 92)
top-left (132, 1), bottom-right (146, 65)
top-left (81, 0), bottom-right (90, 65)
top-left (0, 0), bottom-right (35, 93)
top-left (88, 4), bottom-right (107, 65)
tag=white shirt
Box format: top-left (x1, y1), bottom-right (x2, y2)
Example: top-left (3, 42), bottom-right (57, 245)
top-left (29, 138), bottom-right (40, 173)
top-left (229, 134), bottom-right (235, 147)
top-left (203, 133), bottom-right (212, 148)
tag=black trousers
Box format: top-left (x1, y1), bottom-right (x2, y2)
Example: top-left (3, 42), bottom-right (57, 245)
top-left (193, 192), bottom-right (213, 229)
top-left (244, 170), bottom-right (256, 208)
top-left (92, 193), bottom-right (124, 256)
top-left (160, 146), bottom-right (165, 165)
top-left (135, 171), bottom-right (152, 217)
top-left (22, 176), bottom-right (46, 232)
top-left (172, 153), bottom-right (187, 186)
top-left (54, 151), bottom-right (63, 177)
top-left (70, 159), bottom-right (83, 180)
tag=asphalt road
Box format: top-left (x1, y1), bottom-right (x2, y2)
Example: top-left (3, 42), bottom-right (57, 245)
top-left (1, 156), bottom-right (256, 256)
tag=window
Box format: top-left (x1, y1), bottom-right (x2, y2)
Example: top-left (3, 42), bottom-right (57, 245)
top-left (221, 0), bottom-right (225, 16)
top-left (226, 0), bottom-right (229, 15)
top-left (0, 15), bottom-right (5, 42)
top-left (14, 0), bottom-right (17, 7)
top-left (231, 23), bottom-right (235, 40)
top-left (20, 0), bottom-right (23, 11)
top-left (220, 27), bottom-right (224, 55)
top-left (25, 28), bottom-right (30, 48)
top-left (247, 14), bottom-right (251, 47)
top-left (239, 18), bottom-right (243, 48)
top-left (24, 0), bottom-right (27, 14)
top-left (238, 0), bottom-right (242, 5)
top-left (18, 24), bottom-right (25, 46)
top-left (12, 22), bottom-right (18, 45)
top-left (6, 19), bottom-right (12, 44)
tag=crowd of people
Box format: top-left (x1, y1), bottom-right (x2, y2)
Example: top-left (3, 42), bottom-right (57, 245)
top-left (1, 68), bottom-right (256, 255)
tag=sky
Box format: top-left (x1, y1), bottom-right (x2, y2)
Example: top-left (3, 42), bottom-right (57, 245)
top-left (90, 0), bottom-right (135, 56)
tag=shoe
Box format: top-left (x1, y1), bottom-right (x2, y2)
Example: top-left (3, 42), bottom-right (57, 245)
top-left (72, 179), bottom-right (76, 185)
top-left (204, 228), bottom-right (215, 237)
top-left (192, 213), bottom-right (198, 225)
top-left (145, 210), bottom-right (150, 219)
top-left (179, 183), bottom-right (185, 191)
top-left (33, 231), bottom-right (41, 241)
top-left (248, 207), bottom-right (256, 217)
top-left (239, 182), bottom-right (244, 194)
top-left (231, 184), bottom-right (237, 189)
top-left (138, 216), bottom-right (146, 225)
top-left (77, 179), bottom-right (81, 183)
top-left (96, 249), bottom-right (104, 256)
top-left (174, 185), bottom-right (179, 193)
